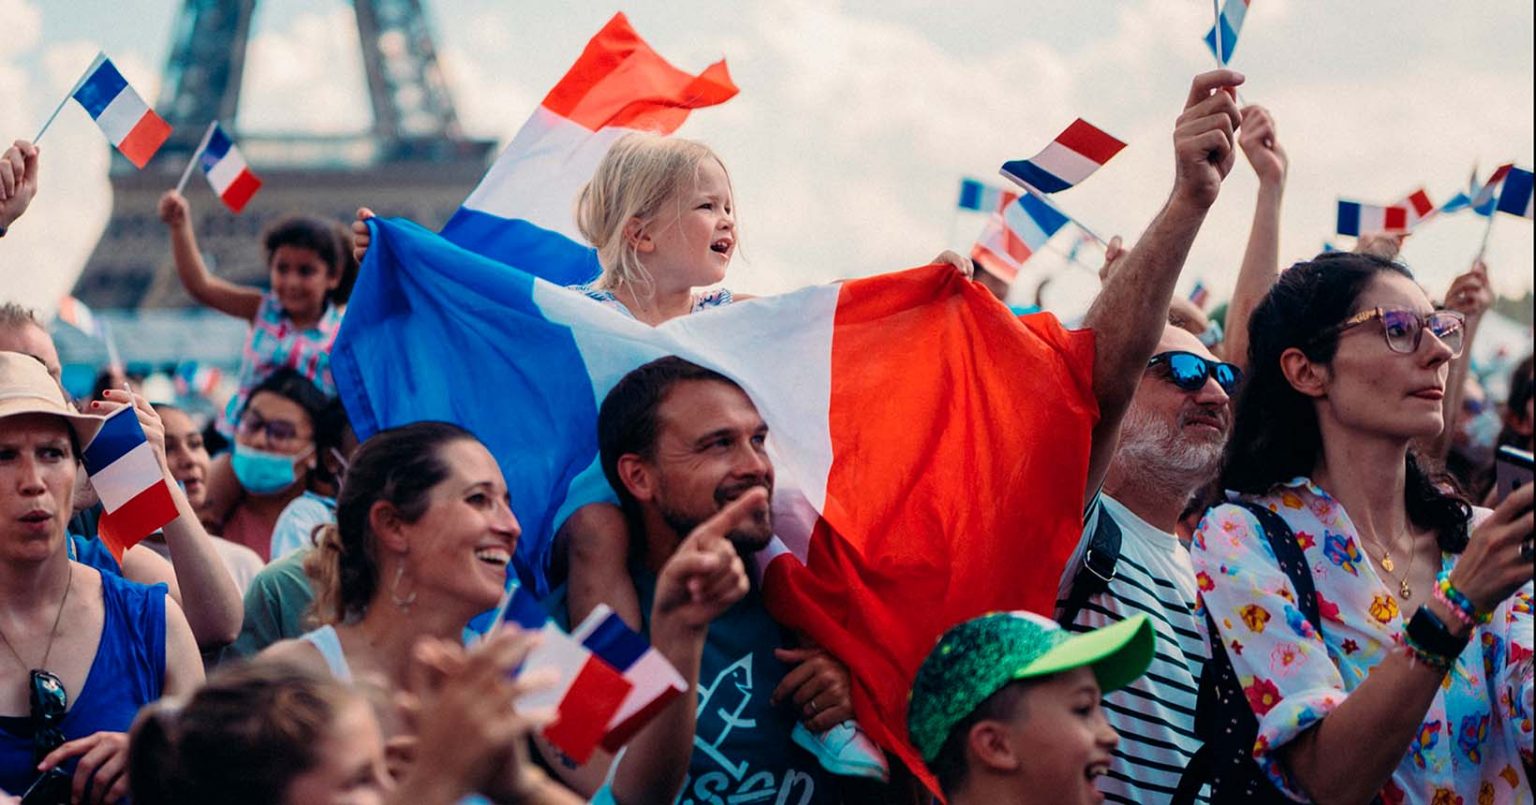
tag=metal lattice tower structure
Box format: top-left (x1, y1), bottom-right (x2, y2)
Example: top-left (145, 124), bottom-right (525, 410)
top-left (75, 0), bottom-right (495, 310)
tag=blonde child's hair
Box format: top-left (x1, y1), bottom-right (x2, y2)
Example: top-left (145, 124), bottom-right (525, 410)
top-left (576, 133), bottom-right (734, 294)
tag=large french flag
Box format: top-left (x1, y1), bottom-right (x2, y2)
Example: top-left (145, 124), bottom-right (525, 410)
top-left (1204, 0), bottom-right (1251, 64)
top-left (970, 192), bottom-right (1072, 282)
top-left (499, 585), bottom-right (634, 763)
top-left (1336, 199), bottom-right (1410, 237)
top-left (1496, 166), bottom-right (1534, 219)
top-left (70, 53), bottom-right (172, 169)
top-left (571, 604), bottom-right (688, 753)
top-left (198, 123), bottom-right (263, 214)
top-left (333, 217), bottom-right (1099, 791)
top-left (438, 13), bottom-right (738, 286)
top-left (1000, 119), bottom-right (1126, 195)
top-left (80, 405), bottom-right (178, 561)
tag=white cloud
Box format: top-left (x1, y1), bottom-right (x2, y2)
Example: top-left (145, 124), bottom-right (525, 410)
top-left (238, 7), bottom-right (369, 134)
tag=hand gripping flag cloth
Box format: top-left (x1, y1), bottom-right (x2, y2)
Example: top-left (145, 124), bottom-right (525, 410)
top-left (970, 192), bottom-right (1071, 282)
top-left (439, 13), bottom-right (738, 286)
top-left (69, 53), bottom-right (172, 169)
top-left (1205, 0), bottom-right (1251, 65)
top-left (80, 405), bottom-right (178, 561)
top-left (198, 123), bottom-right (263, 213)
top-left (332, 218), bottom-right (1100, 792)
top-left (1000, 119), bottom-right (1126, 195)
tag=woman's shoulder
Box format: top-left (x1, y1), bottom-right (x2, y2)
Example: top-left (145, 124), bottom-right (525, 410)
top-left (258, 633), bottom-right (330, 670)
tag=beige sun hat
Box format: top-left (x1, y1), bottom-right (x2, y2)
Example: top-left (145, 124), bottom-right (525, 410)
top-left (0, 350), bottom-right (105, 446)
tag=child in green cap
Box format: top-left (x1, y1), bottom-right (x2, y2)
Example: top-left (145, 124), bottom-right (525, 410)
top-left (907, 611), bottom-right (1155, 804)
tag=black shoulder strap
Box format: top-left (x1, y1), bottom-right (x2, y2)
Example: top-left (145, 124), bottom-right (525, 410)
top-left (1172, 501), bottom-right (1320, 805)
top-left (1057, 501), bottom-right (1122, 627)
top-left (1234, 501), bottom-right (1321, 630)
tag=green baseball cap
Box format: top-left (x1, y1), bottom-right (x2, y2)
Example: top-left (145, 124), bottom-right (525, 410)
top-left (907, 611), bottom-right (1155, 762)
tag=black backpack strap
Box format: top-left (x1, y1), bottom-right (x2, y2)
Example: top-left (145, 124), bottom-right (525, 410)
top-left (1173, 500), bottom-right (1322, 805)
top-left (1056, 500), bottom-right (1122, 627)
top-left (1234, 502), bottom-right (1321, 631)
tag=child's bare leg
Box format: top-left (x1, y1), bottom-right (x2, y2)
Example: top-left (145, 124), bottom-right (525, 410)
top-left (563, 502), bottom-right (643, 629)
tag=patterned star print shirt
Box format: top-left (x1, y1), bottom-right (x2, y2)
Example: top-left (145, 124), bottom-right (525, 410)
top-left (1192, 478), bottom-right (1533, 804)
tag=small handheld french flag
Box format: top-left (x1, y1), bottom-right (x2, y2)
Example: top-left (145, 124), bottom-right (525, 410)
top-left (1397, 188), bottom-right (1435, 229)
top-left (957, 178), bottom-right (1014, 214)
top-left (571, 604), bottom-right (688, 752)
top-left (1205, 0), bottom-right (1251, 65)
top-left (80, 405), bottom-right (178, 561)
top-left (69, 53), bottom-right (172, 169)
top-left (198, 123), bottom-right (263, 214)
top-left (1000, 119), bottom-right (1126, 195)
top-left (1496, 166), bottom-right (1534, 220)
top-left (1336, 200), bottom-right (1410, 237)
top-left (499, 585), bottom-right (636, 764)
top-left (970, 192), bottom-right (1072, 282)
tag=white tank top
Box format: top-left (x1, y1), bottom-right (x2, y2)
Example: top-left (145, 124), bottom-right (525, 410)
top-left (298, 625), bottom-right (353, 683)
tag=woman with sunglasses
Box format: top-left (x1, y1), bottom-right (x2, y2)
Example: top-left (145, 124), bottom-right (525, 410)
top-left (213, 368), bottom-right (335, 561)
top-left (1192, 252), bottom-right (1534, 803)
top-left (0, 352), bottom-right (203, 801)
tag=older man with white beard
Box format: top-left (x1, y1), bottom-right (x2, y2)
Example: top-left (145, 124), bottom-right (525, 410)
top-left (1055, 323), bottom-right (1237, 805)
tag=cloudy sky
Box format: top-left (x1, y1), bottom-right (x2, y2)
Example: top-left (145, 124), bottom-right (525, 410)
top-left (2, 0), bottom-right (1532, 317)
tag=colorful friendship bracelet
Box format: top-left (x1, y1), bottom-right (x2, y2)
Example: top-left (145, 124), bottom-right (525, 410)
top-left (1435, 571), bottom-right (1492, 625)
top-left (1432, 586), bottom-right (1478, 630)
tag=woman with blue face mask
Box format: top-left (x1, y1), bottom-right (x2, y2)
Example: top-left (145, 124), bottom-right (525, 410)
top-left (216, 369), bottom-right (332, 561)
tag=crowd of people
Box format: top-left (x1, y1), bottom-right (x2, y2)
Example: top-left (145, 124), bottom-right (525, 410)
top-left (0, 67), bottom-right (1531, 804)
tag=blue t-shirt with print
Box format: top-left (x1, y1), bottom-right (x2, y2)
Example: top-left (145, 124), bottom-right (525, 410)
top-left (551, 569), bottom-right (836, 805)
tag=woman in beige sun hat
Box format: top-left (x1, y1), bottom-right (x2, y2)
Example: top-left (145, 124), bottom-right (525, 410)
top-left (0, 351), bottom-right (204, 801)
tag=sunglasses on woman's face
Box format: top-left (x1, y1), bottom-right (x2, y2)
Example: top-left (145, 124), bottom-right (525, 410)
top-left (1146, 351), bottom-right (1244, 395)
top-left (1323, 307), bottom-right (1466, 358)
top-left (237, 412), bottom-right (305, 446)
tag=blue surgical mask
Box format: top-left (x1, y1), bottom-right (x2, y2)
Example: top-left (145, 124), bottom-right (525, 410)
top-left (232, 443), bottom-right (311, 495)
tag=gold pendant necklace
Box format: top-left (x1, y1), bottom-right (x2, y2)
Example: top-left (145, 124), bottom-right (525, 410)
top-left (1366, 534), bottom-right (1414, 600)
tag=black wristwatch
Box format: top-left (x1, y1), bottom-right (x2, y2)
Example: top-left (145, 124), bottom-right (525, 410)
top-left (1407, 605), bottom-right (1470, 659)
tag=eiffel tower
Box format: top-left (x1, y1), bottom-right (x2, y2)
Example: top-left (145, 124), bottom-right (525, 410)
top-left (72, 0), bottom-right (494, 309)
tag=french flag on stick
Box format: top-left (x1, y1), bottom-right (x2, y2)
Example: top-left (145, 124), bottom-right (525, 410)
top-left (571, 605), bottom-right (688, 752)
top-left (439, 13), bottom-right (738, 286)
top-left (1496, 166), bottom-right (1534, 219)
top-left (198, 123), bottom-right (263, 213)
top-left (80, 405), bottom-right (178, 562)
top-left (1205, 0), bottom-right (1251, 65)
top-left (69, 53), bottom-right (172, 169)
top-left (498, 585), bottom-right (633, 764)
top-left (957, 178), bottom-right (1015, 213)
top-left (1397, 188), bottom-right (1435, 228)
top-left (1000, 119), bottom-right (1126, 195)
top-left (1336, 200), bottom-right (1410, 237)
top-left (970, 193), bottom-right (1071, 282)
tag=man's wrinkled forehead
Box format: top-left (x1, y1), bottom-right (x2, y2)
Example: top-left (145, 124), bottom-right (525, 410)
top-left (656, 378), bottom-right (767, 439)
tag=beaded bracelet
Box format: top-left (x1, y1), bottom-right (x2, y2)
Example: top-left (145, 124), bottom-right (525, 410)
top-left (1402, 632), bottom-right (1456, 674)
top-left (1433, 586), bottom-right (1478, 630)
top-left (1436, 570), bottom-right (1492, 625)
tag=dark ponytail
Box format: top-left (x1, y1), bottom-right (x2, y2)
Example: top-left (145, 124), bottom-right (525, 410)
top-left (1221, 252), bottom-right (1471, 552)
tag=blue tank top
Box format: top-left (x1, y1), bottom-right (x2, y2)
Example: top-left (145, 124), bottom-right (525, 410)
top-left (0, 569), bottom-right (167, 794)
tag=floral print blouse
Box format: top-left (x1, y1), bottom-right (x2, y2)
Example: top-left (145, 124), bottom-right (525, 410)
top-left (1192, 478), bottom-right (1533, 804)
